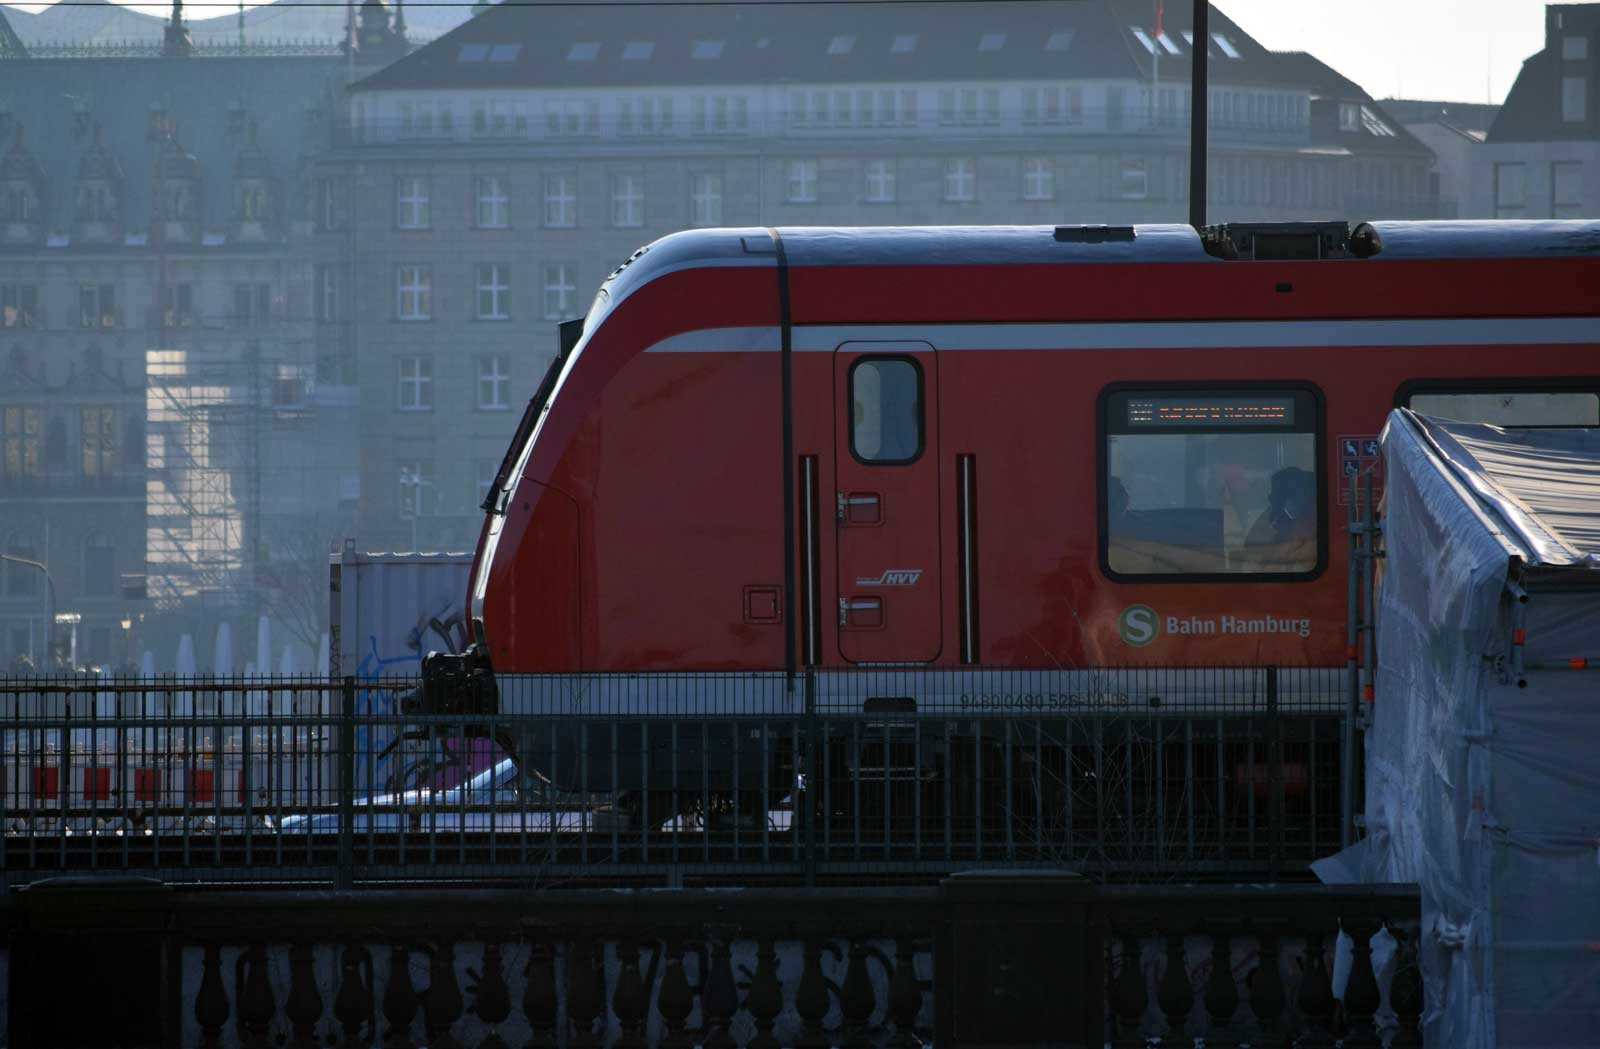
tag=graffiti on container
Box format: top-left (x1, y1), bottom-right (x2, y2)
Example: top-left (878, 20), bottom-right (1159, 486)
top-left (354, 603), bottom-right (494, 793)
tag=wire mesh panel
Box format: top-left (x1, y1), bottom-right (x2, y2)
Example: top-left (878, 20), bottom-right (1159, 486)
top-left (0, 666), bottom-right (1349, 887)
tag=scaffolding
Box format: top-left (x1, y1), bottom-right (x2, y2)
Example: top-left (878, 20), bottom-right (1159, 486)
top-left (144, 347), bottom-right (263, 614)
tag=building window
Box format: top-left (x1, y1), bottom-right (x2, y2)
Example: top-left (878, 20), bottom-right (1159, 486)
top-left (2, 407), bottom-right (40, 480)
top-left (319, 178), bottom-right (340, 231)
top-left (316, 265), bottom-right (338, 323)
top-left (1, 284), bottom-right (39, 328)
top-left (1494, 163), bottom-right (1527, 218)
top-left (690, 172), bottom-right (724, 226)
top-left (81, 407), bottom-right (116, 479)
top-left (1564, 35), bottom-right (1588, 61)
top-left (849, 358), bottom-right (923, 464)
top-left (234, 283), bottom-right (271, 328)
top-left (396, 175), bottom-right (431, 229)
top-left (83, 533), bottom-right (115, 597)
top-left (1023, 157), bottom-right (1055, 201)
top-left (78, 284), bottom-right (116, 328)
top-left (786, 160), bottom-right (819, 204)
top-left (398, 461), bottom-right (436, 518)
top-left (1552, 161), bottom-right (1584, 218)
top-left (475, 175), bottom-right (510, 229)
top-left (544, 174), bottom-right (577, 228)
top-left (477, 354), bottom-right (510, 411)
top-left (476, 459), bottom-right (498, 506)
top-left (864, 160), bottom-right (896, 203)
top-left (1338, 102), bottom-right (1360, 132)
top-left (611, 173), bottom-right (644, 227)
top-left (475, 263), bottom-right (511, 320)
top-left (1119, 159), bottom-right (1149, 200)
top-left (397, 356), bottom-right (433, 411)
top-left (543, 263), bottom-right (577, 320)
top-left (943, 158), bottom-right (976, 202)
top-left (1103, 387), bottom-right (1321, 579)
top-left (162, 283), bottom-right (194, 327)
top-left (396, 265), bottom-right (432, 321)
top-left (1563, 76), bottom-right (1588, 123)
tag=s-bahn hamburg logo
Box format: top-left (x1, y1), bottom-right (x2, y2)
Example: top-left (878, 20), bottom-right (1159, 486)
top-left (856, 569), bottom-right (923, 587)
top-left (1118, 604), bottom-right (1160, 647)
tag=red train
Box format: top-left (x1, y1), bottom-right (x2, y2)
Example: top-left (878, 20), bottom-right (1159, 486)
top-left (462, 220), bottom-right (1600, 680)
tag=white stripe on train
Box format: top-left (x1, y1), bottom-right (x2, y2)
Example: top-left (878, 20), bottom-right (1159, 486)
top-left (642, 317), bottom-right (1600, 354)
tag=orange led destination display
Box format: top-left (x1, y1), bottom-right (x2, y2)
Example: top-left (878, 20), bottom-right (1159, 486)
top-left (1126, 396), bottom-right (1297, 428)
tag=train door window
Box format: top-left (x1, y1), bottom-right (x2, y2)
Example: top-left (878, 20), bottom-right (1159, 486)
top-left (1400, 383), bottom-right (1600, 427)
top-left (850, 357), bottom-right (923, 464)
top-left (1101, 386), bottom-right (1322, 580)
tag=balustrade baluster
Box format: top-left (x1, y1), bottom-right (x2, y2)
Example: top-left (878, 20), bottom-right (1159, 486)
top-left (333, 943), bottom-right (375, 1049)
top-left (1341, 921), bottom-right (1382, 1049)
top-left (285, 943), bottom-right (324, 1049)
top-left (567, 940), bottom-right (607, 1048)
top-left (700, 936), bottom-right (739, 1049)
top-left (522, 941), bottom-right (559, 1049)
top-left (793, 937), bottom-right (831, 1049)
top-left (384, 945), bottom-right (420, 1049)
top-left (1157, 933), bottom-right (1193, 1043)
top-left (1389, 931), bottom-right (1425, 1048)
top-left (237, 942), bottom-right (277, 1049)
top-left (838, 938), bottom-right (876, 1049)
top-left (1247, 928), bottom-right (1287, 1049)
top-left (887, 936), bottom-right (923, 1048)
top-left (472, 943), bottom-right (513, 1049)
top-left (195, 942), bottom-right (230, 1049)
top-left (613, 938), bottom-right (649, 1049)
top-left (1109, 932), bottom-right (1148, 1048)
top-left (1202, 928), bottom-right (1239, 1047)
top-left (424, 942), bottom-right (465, 1049)
top-left (745, 935), bottom-right (785, 1049)
top-left (1294, 931), bottom-right (1335, 1048)
top-left (657, 939), bottom-right (696, 1049)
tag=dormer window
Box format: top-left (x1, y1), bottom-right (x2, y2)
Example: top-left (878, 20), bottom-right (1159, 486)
top-left (3, 187), bottom-right (32, 222)
top-left (1339, 102), bottom-right (1360, 132)
top-left (241, 185), bottom-right (266, 221)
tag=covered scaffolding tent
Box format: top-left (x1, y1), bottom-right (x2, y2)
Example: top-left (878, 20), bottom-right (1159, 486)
top-left (1331, 409), bottom-right (1600, 1047)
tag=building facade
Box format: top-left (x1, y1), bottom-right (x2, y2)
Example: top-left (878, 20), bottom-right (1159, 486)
top-left (1472, 4), bottom-right (1599, 219)
top-left (320, 0), bottom-right (1440, 554)
top-left (0, 3), bottom-right (380, 671)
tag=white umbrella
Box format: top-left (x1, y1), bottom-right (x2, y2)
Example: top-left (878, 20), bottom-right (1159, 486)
top-left (316, 632), bottom-right (330, 678)
top-left (255, 616), bottom-right (271, 679)
top-left (213, 622), bottom-right (233, 677)
top-left (279, 643), bottom-right (296, 676)
top-left (140, 650), bottom-right (156, 678)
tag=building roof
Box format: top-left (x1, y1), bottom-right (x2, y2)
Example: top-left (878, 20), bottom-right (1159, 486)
top-left (1381, 98), bottom-right (1500, 135)
top-left (1489, 4), bottom-right (1600, 142)
top-left (0, 52), bottom-right (343, 236)
top-left (0, 4), bottom-right (27, 59)
top-left (354, 0), bottom-right (1308, 93)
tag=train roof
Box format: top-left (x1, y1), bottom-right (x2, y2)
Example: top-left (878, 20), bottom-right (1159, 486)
top-left (588, 220), bottom-right (1600, 327)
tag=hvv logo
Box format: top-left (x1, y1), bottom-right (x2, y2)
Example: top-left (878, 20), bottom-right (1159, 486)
top-left (856, 569), bottom-right (924, 587)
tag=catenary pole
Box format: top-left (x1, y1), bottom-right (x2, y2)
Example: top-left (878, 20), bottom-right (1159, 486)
top-left (1189, 0), bottom-right (1208, 229)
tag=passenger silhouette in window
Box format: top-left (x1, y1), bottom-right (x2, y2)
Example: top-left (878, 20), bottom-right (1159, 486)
top-left (1241, 467), bottom-right (1316, 571)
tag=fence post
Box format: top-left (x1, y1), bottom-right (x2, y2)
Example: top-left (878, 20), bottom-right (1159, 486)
top-left (337, 675), bottom-right (356, 890)
top-left (1266, 667), bottom-right (1283, 881)
top-left (804, 669), bottom-right (818, 888)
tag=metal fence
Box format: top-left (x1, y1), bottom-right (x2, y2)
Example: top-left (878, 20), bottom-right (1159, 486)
top-left (0, 666), bottom-right (1352, 887)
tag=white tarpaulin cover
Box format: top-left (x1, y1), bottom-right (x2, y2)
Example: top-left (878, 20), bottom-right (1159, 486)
top-left (1318, 410), bottom-right (1600, 1047)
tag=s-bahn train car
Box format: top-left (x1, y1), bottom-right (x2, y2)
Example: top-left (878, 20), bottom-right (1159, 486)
top-left (412, 220), bottom-right (1599, 826)
top-left (462, 220), bottom-right (1600, 681)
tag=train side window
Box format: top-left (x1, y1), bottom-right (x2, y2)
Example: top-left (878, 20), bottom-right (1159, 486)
top-left (1404, 388), bottom-right (1600, 427)
top-left (850, 357), bottom-right (923, 464)
top-left (1101, 387), bottom-right (1322, 580)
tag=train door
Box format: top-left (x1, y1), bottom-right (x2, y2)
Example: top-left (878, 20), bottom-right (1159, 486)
top-left (833, 342), bottom-right (942, 663)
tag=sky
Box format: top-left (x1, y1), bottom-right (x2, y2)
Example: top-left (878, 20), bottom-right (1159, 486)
top-left (7, 0), bottom-right (1554, 106)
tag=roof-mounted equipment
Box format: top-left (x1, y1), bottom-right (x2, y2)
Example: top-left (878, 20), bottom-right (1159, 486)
top-left (1201, 221), bottom-right (1369, 260)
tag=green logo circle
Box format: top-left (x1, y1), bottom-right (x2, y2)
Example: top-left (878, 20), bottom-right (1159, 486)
top-left (1118, 605), bottom-right (1159, 647)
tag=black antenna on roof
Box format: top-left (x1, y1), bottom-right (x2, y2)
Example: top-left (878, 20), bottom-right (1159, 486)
top-left (1189, 0), bottom-right (1208, 229)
